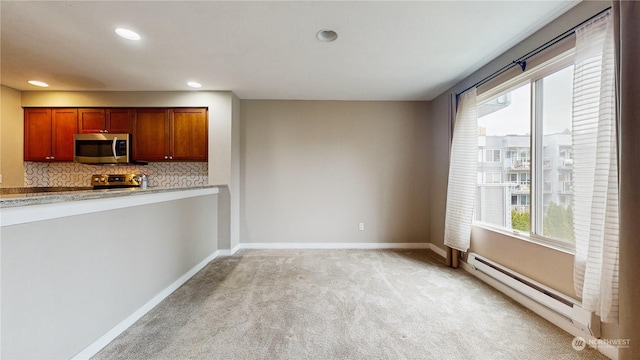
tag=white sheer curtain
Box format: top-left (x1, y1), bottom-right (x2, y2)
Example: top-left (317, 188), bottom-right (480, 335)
top-left (572, 10), bottom-right (619, 323)
top-left (444, 89), bottom-right (477, 252)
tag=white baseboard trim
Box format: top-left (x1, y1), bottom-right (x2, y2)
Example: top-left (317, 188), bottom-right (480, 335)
top-left (460, 261), bottom-right (617, 360)
top-left (428, 243), bottom-right (447, 258)
top-left (217, 248), bottom-right (235, 256)
top-left (236, 242), bottom-right (431, 250)
top-left (71, 250), bottom-right (221, 360)
top-left (229, 243), bottom-right (242, 255)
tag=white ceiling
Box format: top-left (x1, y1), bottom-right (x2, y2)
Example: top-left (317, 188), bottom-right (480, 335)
top-left (1, 1), bottom-right (580, 101)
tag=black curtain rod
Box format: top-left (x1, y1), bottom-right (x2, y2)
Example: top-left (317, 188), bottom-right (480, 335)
top-left (455, 6), bottom-right (611, 98)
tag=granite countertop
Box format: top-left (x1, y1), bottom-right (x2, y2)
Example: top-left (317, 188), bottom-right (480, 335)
top-left (0, 185), bottom-right (218, 208)
top-left (1, 187), bottom-right (94, 195)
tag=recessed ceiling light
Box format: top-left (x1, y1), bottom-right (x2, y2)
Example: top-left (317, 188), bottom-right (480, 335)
top-left (28, 80), bottom-right (49, 87)
top-left (317, 30), bottom-right (338, 42)
top-left (115, 28), bottom-right (141, 41)
top-left (187, 81), bottom-right (202, 88)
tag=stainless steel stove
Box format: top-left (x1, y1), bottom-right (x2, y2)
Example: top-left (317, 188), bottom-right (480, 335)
top-left (91, 174), bottom-right (145, 189)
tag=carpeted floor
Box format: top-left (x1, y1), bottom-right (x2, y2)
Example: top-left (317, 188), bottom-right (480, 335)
top-left (93, 249), bottom-right (607, 359)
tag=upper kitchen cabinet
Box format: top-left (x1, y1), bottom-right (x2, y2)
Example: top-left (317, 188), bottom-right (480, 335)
top-left (24, 108), bottom-right (78, 161)
top-left (132, 108), bottom-right (169, 161)
top-left (132, 108), bottom-right (207, 162)
top-left (78, 108), bottom-right (131, 133)
top-left (78, 108), bottom-right (105, 133)
top-left (170, 108), bottom-right (208, 161)
top-left (107, 109), bottom-right (132, 133)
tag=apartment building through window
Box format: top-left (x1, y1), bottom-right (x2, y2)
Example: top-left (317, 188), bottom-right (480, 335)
top-left (474, 55), bottom-right (575, 248)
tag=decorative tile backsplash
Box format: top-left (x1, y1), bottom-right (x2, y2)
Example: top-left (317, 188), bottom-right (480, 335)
top-left (24, 162), bottom-right (208, 188)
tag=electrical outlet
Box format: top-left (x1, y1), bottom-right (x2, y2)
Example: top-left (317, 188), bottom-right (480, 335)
top-left (358, 222), bottom-right (365, 231)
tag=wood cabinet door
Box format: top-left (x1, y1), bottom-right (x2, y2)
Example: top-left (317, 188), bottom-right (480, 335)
top-left (170, 108), bottom-right (208, 161)
top-left (78, 108), bottom-right (106, 133)
top-left (24, 108), bottom-right (53, 161)
top-left (106, 109), bottom-right (131, 133)
top-left (132, 108), bottom-right (169, 161)
top-left (51, 108), bottom-right (78, 161)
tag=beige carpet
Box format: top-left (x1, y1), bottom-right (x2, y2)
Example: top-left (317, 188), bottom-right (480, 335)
top-left (93, 249), bottom-right (607, 359)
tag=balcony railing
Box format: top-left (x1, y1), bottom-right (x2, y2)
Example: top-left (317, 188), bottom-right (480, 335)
top-left (504, 158), bottom-right (530, 170)
top-left (558, 158), bottom-right (573, 169)
top-left (510, 184), bottom-right (530, 194)
top-left (511, 205), bottom-right (529, 213)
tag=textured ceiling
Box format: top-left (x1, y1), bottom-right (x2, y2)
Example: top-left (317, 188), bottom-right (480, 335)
top-left (1, 1), bottom-right (580, 100)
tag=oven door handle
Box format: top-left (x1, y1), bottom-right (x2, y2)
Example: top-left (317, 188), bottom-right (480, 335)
top-left (112, 137), bottom-right (119, 162)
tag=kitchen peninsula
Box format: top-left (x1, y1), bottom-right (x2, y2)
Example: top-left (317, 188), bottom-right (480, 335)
top-left (1, 185), bottom-right (221, 359)
top-left (1, 88), bottom-right (240, 358)
top-left (0, 184), bottom-right (217, 209)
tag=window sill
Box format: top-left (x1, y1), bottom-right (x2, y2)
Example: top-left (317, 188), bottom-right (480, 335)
top-left (471, 222), bottom-right (575, 255)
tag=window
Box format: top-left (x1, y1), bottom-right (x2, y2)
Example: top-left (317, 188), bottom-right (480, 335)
top-left (536, 65), bottom-right (575, 243)
top-left (484, 149), bottom-right (501, 162)
top-left (474, 53), bottom-right (576, 249)
top-left (511, 194), bottom-right (529, 206)
top-left (485, 172), bottom-right (501, 183)
top-left (475, 82), bottom-right (530, 231)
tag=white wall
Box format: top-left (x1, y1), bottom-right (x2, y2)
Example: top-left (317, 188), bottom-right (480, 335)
top-left (0, 85), bottom-right (25, 187)
top-left (240, 100), bottom-right (430, 245)
top-left (230, 94), bottom-right (241, 250)
top-left (618, 3), bottom-right (640, 358)
top-left (0, 194), bottom-right (218, 359)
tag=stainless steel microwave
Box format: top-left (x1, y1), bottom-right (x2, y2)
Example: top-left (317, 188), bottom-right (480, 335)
top-left (74, 133), bottom-right (131, 164)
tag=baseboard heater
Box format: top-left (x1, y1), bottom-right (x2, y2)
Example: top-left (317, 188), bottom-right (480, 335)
top-left (466, 253), bottom-right (601, 338)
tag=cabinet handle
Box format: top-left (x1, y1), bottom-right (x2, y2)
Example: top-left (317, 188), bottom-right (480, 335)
top-left (164, 156), bottom-right (168, 160)
top-left (169, 156), bottom-right (173, 160)
top-left (112, 136), bottom-right (119, 162)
